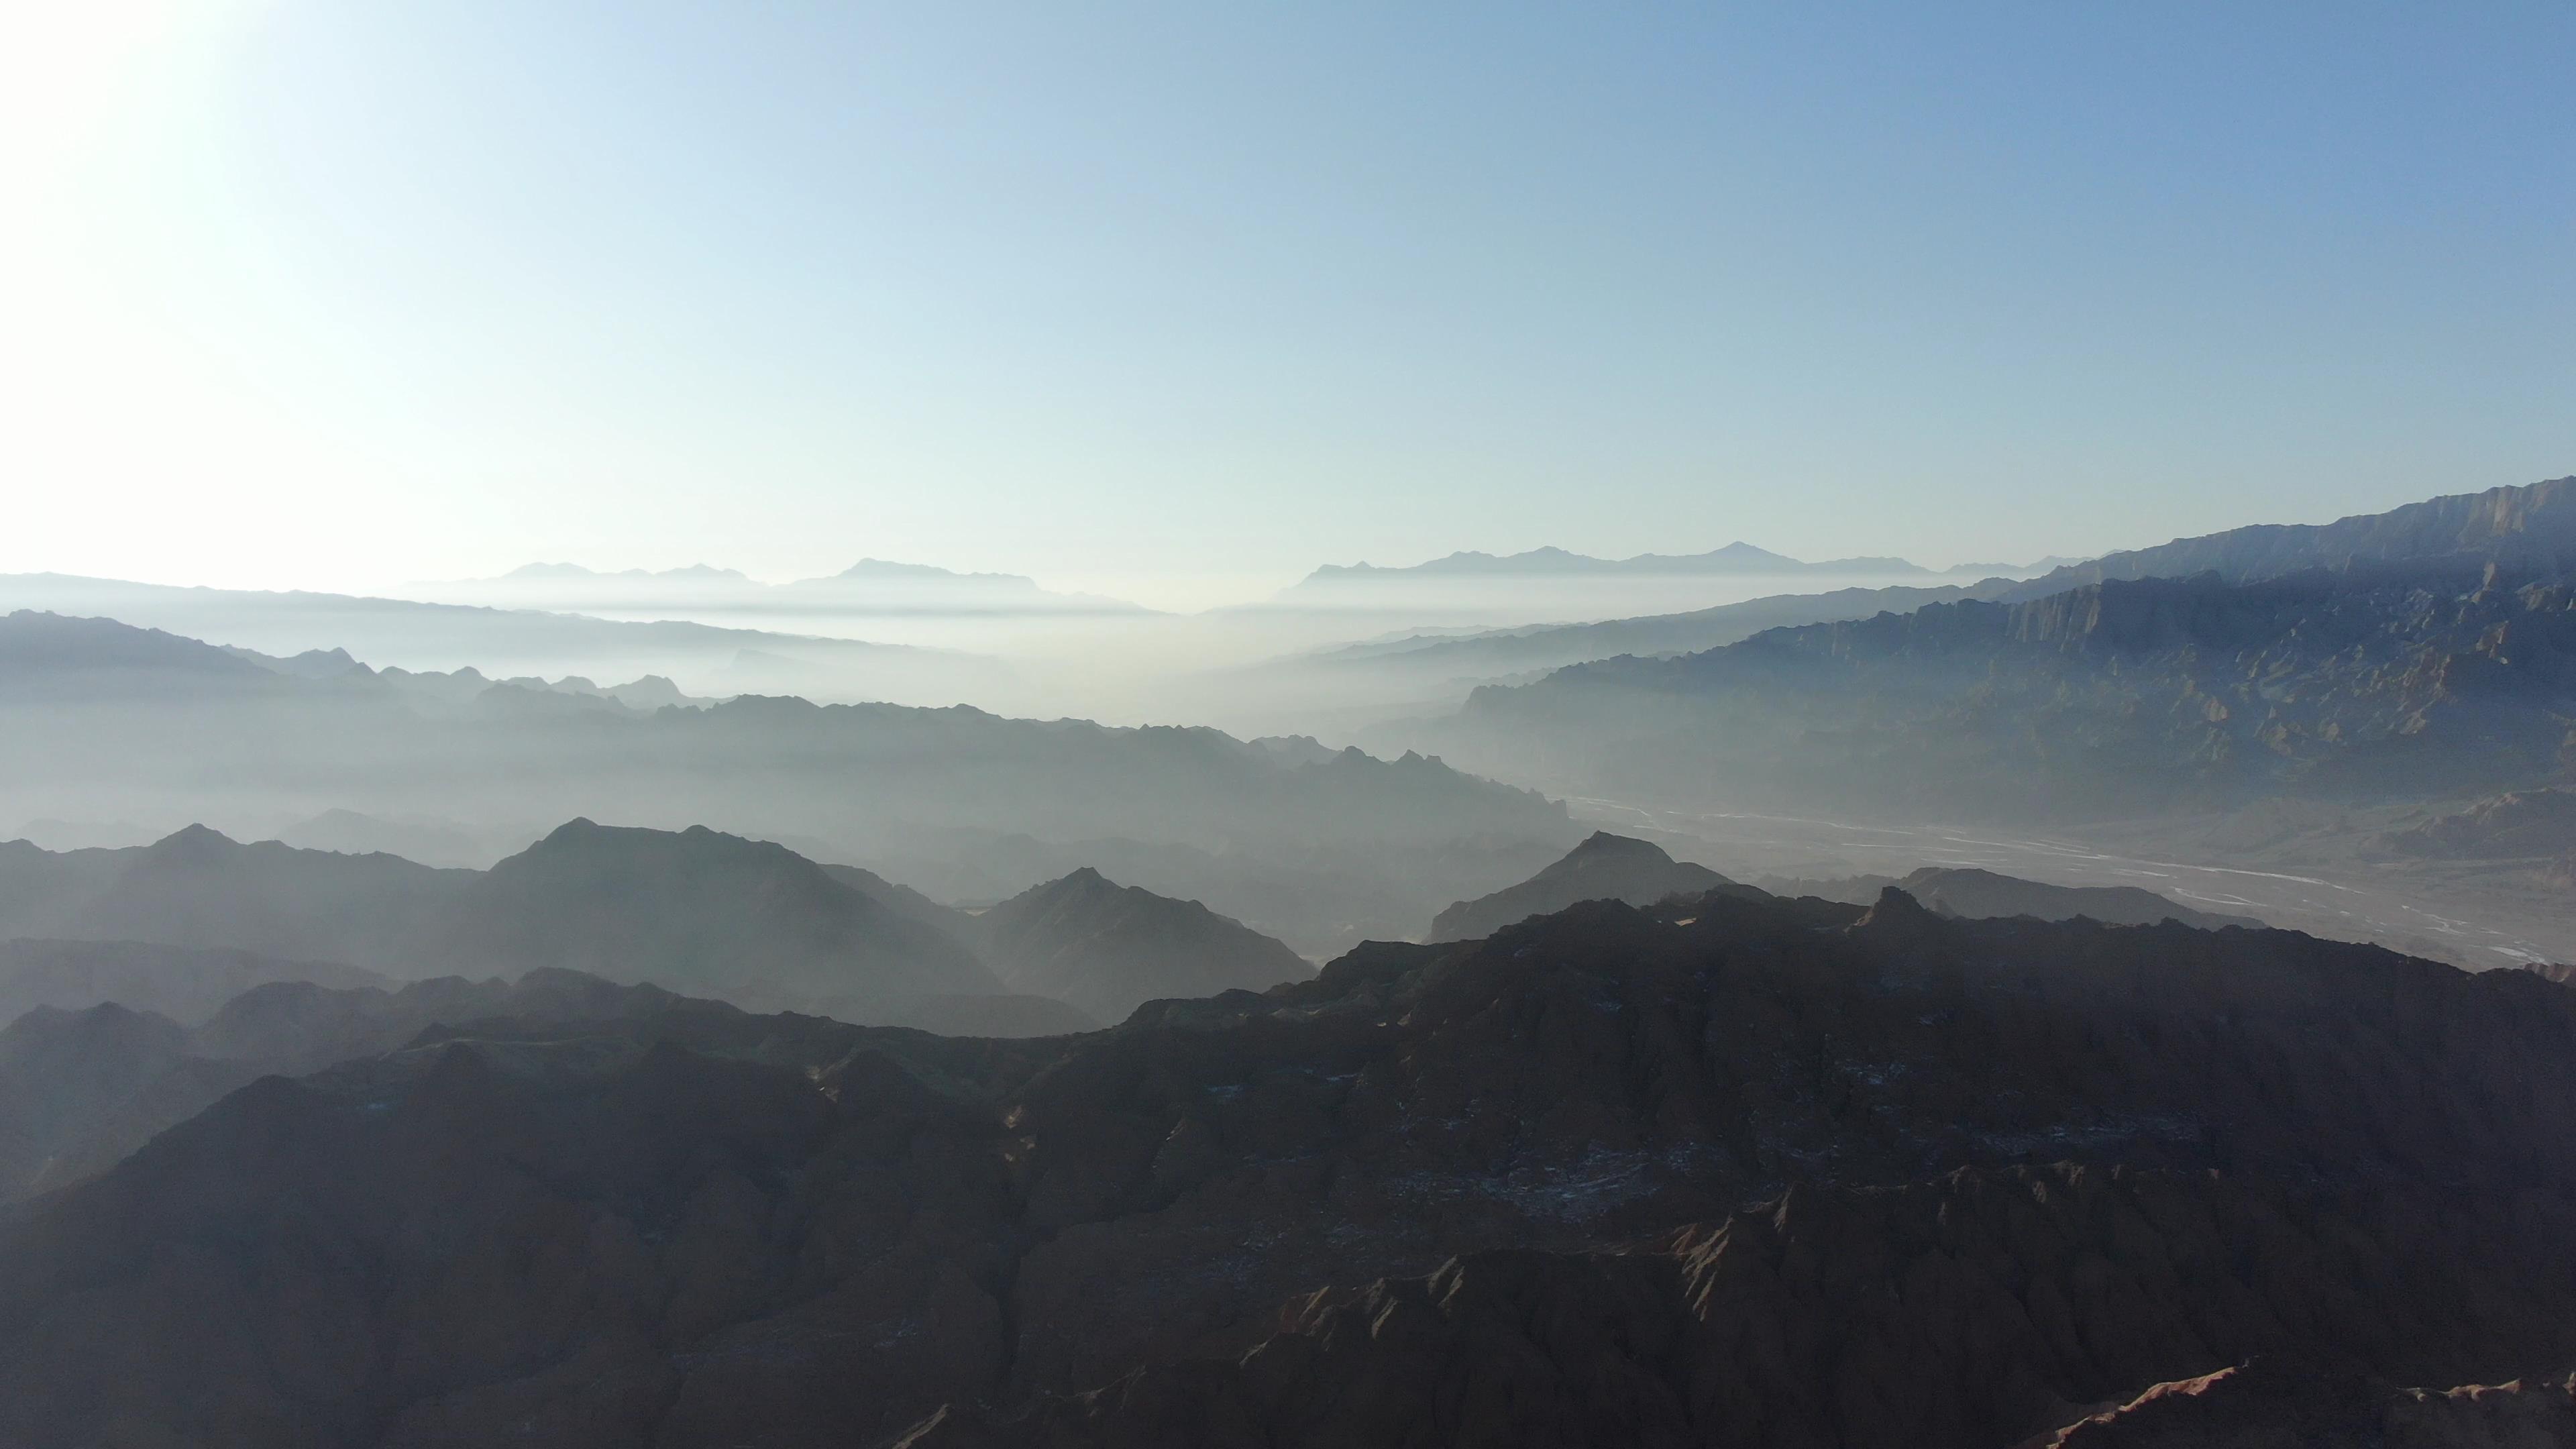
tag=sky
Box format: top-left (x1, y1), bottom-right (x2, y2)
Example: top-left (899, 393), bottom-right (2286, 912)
top-left (2, 1), bottom-right (2570, 610)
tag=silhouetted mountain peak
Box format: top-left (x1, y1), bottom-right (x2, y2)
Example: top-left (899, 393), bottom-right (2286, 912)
top-left (1429, 830), bottom-right (1733, 942)
top-left (143, 823), bottom-right (240, 861)
top-left (1850, 884), bottom-right (1945, 943)
top-left (464, 820), bottom-right (1004, 1012)
top-left (973, 868), bottom-right (1309, 1022)
top-left (1563, 830), bottom-right (1675, 864)
top-left (1048, 865), bottom-right (1116, 894)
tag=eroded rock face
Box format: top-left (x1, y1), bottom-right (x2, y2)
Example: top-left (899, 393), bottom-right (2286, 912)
top-left (6, 888), bottom-right (2576, 1446)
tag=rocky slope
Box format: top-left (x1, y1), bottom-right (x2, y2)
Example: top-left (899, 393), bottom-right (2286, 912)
top-left (1429, 830), bottom-right (1737, 941)
top-left (967, 869), bottom-right (1311, 1023)
top-left (4, 887), bottom-right (2575, 1446)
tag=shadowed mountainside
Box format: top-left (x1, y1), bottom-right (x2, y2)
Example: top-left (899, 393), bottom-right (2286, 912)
top-left (4, 885), bottom-right (2575, 1446)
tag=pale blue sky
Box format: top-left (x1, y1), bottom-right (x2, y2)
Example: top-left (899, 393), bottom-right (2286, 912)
top-left (5, 1), bottom-right (2570, 606)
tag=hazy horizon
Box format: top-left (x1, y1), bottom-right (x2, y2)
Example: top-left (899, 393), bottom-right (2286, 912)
top-left (8, 2), bottom-right (2571, 610)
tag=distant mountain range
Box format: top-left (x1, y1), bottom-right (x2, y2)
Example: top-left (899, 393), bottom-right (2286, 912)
top-left (1289, 543), bottom-right (2070, 589)
top-left (500, 561), bottom-right (753, 582)
top-left (0, 574), bottom-right (1014, 704)
top-left (1311, 580), bottom-right (2012, 677)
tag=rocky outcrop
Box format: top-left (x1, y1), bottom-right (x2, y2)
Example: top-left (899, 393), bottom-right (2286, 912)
top-left (1429, 831), bottom-right (1737, 941)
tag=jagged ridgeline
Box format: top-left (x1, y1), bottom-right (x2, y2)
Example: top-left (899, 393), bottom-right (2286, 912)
top-left (3, 886), bottom-right (2576, 1445)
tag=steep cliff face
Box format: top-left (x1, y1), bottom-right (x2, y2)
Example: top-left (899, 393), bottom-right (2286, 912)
top-left (4, 889), bottom-right (2576, 1446)
top-left (1435, 564), bottom-right (2576, 819)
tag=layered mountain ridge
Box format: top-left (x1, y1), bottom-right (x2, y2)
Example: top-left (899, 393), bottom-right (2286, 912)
top-left (0, 608), bottom-right (1577, 953)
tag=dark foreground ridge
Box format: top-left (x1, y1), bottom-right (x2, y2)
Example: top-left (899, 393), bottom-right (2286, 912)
top-left (2, 886), bottom-right (2574, 1446)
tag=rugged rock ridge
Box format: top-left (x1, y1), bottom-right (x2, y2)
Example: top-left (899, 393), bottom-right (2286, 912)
top-left (5, 888), bottom-right (2576, 1444)
top-left (1428, 830), bottom-right (1737, 941)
